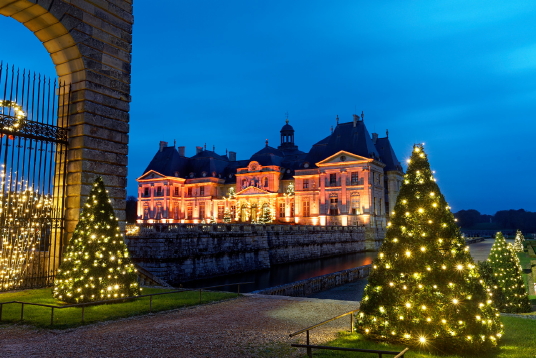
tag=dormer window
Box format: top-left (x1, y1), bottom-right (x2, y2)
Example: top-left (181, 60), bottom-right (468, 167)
top-left (189, 172), bottom-right (194, 178)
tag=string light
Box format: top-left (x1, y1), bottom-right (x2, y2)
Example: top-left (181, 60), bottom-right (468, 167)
top-left (0, 176), bottom-right (52, 289)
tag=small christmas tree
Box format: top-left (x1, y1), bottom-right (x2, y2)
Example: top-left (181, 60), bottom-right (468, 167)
top-left (487, 232), bottom-right (531, 313)
top-left (356, 144), bottom-right (502, 353)
top-left (223, 208), bottom-right (232, 223)
top-left (54, 177), bottom-right (140, 303)
top-left (259, 205), bottom-right (272, 224)
top-left (477, 261), bottom-right (506, 311)
top-left (513, 230), bottom-right (525, 252)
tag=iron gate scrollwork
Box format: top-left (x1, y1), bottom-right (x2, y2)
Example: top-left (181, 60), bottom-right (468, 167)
top-left (0, 62), bottom-right (69, 291)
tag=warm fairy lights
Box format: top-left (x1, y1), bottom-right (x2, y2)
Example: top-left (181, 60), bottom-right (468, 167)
top-left (356, 144), bottom-right (503, 354)
top-left (54, 177), bottom-right (140, 303)
top-left (512, 230), bottom-right (525, 252)
top-left (0, 173), bottom-right (52, 289)
top-left (483, 231), bottom-right (531, 313)
top-left (0, 100), bottom-right (27, 131)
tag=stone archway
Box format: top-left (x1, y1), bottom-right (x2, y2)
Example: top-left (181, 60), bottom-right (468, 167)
top-left (0, 1), bottom-right (133, 245)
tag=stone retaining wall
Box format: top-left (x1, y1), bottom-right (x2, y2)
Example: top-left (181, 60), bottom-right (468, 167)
top-left (253, 264), bottom-right (371, 297)
top-left (126, 224), bottom-right (377, 284)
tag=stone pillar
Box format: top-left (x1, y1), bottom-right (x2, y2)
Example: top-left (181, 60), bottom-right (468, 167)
top-left (319, 172), bottom-right (326, 214)
top-left (0, 0), bottom-right (134, 245)
top-left (341, 170), bottom-right (347, 213)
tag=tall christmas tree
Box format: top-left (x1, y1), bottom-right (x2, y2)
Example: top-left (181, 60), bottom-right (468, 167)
top-left (356, 144), bottom-right (502, 353)
top-left (512, 230), bottom-right (525, 252)
top-left (486, 232), bottom-right (531, 313)
top-left (54, 177), bottom-right (140, 303)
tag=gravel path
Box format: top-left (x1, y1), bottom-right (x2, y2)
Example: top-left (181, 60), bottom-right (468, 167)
top-left (0, 295), bottom-right (358, 358)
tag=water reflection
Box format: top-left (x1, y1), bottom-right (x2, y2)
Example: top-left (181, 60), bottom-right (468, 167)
top-left (182, 251), bottom-right (377, 293)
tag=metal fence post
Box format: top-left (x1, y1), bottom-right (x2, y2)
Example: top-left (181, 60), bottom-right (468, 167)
top-left (306, 330), bottom-right (312, 358)
top-left (149, 295), bottom-right (153, 312)
top-left (20, 303), bottom-right (24, 321)
top-left (350, 313), bottom-right (353, 332)
top-left (199, 289), bottom-right (202, 303)
top-left (0, 303), bottom-right (2, 321)
top-left (50, 307), bottom-right (54, 326)
top-left (81, 306), bottom-right (85, 323)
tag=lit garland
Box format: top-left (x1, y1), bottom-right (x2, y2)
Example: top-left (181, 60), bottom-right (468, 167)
top-left (0, 100), bottom-right (27, 132)
top-left (0, 187), bottom-right (52, 290)
top-left (54, 177), bottom-right (140, 303)
top-left (356, 144), bottom-right (503, 354)
top-left (485, 232), bottom-right (531, 313)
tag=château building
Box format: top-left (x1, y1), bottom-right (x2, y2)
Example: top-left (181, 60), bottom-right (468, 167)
top-left (137, 114), bottom-right (404, 232)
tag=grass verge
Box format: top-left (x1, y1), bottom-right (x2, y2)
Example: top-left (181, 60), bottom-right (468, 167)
top-left (0, 287), bottom-right (236, 329)
top-left (307, 316), bottom-right (536, 358)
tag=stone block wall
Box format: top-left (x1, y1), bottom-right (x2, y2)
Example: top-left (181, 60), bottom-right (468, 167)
top-left (253, 264), bottom-right (371, 297)
top-left (126, 224), bottom-right (372, 284)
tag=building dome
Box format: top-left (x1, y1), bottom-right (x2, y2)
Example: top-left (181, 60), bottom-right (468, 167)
top-left (280, 121), bottom-right (294, 133)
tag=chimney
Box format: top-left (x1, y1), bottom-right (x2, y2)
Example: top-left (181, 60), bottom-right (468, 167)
top-left (372, 133), bottom-right (378, 144)
top-left (229, 151), bottom-right (236, 161)
top-left (353, 114), bottom-right (358, 127)
top-left (196, 146), bottom-right (203, 154)
top-left (159, 141), bottom-right (168, 152)
top-left (178, 146), bottom-right (185, 157)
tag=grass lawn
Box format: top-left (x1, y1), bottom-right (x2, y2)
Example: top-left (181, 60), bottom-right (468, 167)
top-left (0, 287), bottom-right (236, 329)
top-left (516, 252), bottom-right (531, 271)
top-left (308, 316), bottom-right (536, 358)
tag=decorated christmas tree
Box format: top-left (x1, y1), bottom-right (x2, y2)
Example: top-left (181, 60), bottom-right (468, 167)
top-left (223, 208), bottom-right (232, 223)
top-left (477, 261), bottom-right (506, 311)
top-left (259, 205), bottom-right (272, 224)
top-left (54, 177), bottom-right (140, 303)
top-left (512, 230), bottom-right (525, 252)
top-left (356, 144), bottom-right (502, 353)
top-left (486, 232), bottom-right (531, 313)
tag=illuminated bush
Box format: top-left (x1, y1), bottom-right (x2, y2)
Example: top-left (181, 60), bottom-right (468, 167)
top-left (486, 232), bottom-right (531, 313)
top-left (356, 144), bottom-right (503, 353)
top-left (54, 177), bottom-right (140, 303)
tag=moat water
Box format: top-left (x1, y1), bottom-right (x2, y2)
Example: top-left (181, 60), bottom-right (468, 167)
top-left (181, 251), bottom-right (377, 293)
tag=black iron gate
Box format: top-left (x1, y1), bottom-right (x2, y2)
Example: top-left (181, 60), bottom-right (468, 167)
top-left (0, 62), bottom-right (69, 291)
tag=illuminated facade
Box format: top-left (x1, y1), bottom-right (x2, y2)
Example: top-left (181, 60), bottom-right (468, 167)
top-left (137, 114), bottom-right (404, 229)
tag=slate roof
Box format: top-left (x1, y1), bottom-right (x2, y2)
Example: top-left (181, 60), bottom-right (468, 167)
top-left (143, 147), bottom-right (188, 177)
top-left (375, 137), bottom-right (403, 172)
top-left (141, 117), bottom-right (403, 182)
top-left (303, 121), bottom-right (380, 168)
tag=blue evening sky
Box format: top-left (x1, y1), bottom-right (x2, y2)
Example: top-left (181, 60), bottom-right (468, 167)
top-left (1, 1), bottom-right (535, 214)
